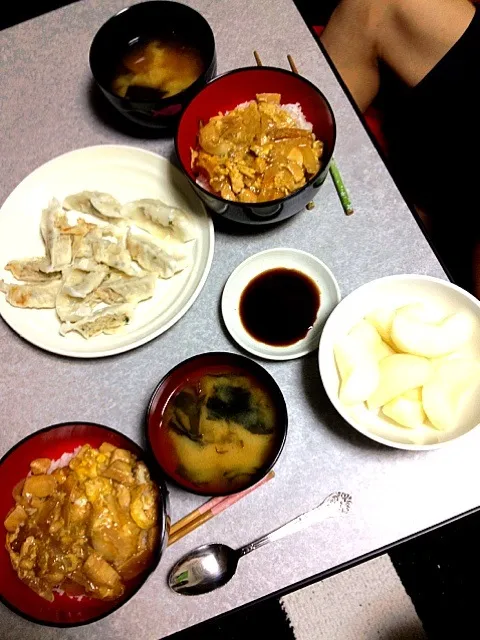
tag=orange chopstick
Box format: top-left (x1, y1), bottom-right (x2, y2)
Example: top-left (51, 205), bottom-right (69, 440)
top-left (167, 471), bottom-right (275, 546)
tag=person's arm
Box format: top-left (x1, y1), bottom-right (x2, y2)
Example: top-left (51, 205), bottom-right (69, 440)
top-left (321, 0), bottom-right (475, 112)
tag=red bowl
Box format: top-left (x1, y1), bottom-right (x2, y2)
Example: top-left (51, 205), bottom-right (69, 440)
top-left (146, 352), bottom-right (288, 496)
top-left (175, 66), bottom-right (336, 225)
top-left (0, 422), bottom-right (169, 627)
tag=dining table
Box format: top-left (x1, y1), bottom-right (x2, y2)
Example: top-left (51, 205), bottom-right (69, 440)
top-left (1, 0), bottom-right (477, 638)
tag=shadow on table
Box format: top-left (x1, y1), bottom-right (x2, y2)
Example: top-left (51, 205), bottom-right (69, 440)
top-left (374, 623), bottom-right (427, 640)
top-left (300, 352), bottom-right (392, 452)
top-left (211, 208), bottom-right (299, 238)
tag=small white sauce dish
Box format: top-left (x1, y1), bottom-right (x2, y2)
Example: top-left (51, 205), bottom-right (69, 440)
top-left (222, 247), bottom-right (341, 361)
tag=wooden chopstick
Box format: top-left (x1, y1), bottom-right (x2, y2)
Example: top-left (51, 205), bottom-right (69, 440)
top-left (285, 53), bottom-right (355, 216)
top-left (287, 54), bottom-right (298, 75)
top-left (253, 50), bottom-right (263, 67)
top-left (167, 470), bottom-right (275, 546)
top-left (169, 495), bottom-right (225, 537)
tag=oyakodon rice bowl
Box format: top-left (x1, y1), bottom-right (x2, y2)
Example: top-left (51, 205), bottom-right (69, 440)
top-left (0, 422), bottom-right (169, 627)
top-left (175, 66), bottom-right (336, 225)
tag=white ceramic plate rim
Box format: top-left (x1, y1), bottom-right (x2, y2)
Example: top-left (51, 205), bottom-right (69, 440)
top-left (0, 145), bottom-right (214, 358)
top-left (222, 247), bottom-right (341, 361)
top-left (318, 274), bottom-right (480, 450)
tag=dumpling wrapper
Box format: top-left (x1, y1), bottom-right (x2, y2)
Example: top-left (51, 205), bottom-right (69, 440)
top-left (95, 273), bottom-right (156, 305)
top-left (334, 320), bottom-right (395, 406)
top-left (62, 266), bottom-right (109, 298)
top-left (126, 230), bottom-right (190, 279)
top-left (72, 226), bottom-right (120, 261)
top-left (93, 234), bottom-right (138, 276)
top-left (382, 394), bottom-right (427, 429)
top-left (63, 191), bottom-right (123, 221)
top-left (63, 191), bottom-right (98, 216)
top-left (55, 215), bottom-right (97, 237)
top-left (334, 333), bottom-right (380, 405)
top-left (72, 257), bottom-right (102, 272)
top-left (347, 320), bottom-right (395, 361)
top-left (40, 198), bottom-right (60, 256)
top-left (0, 279), bottom-right (62, 308)
top-left (40, 199), bottom-right (72, 272)
top-left (55, 289), bottom-right (98, 322)
top-left (5, 257), bottom-right (60, 282)
top-left (72, 228), bottom-right (99, 260)
top-left (121, 198), bottom-right (196, 242)
top-left (90, 193), bottom-right (123, 220)
top-left (60, 303), bottom-right (134, 338)
top-left (364, 307), bottom-right (397, 348)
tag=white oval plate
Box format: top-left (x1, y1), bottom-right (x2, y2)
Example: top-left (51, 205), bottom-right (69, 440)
top-left (0, 145), bottom-right (214, 358)
top-left (318, 275), bottom-right (480, 450)
top-left (222, 248), bottom-right (340, 360)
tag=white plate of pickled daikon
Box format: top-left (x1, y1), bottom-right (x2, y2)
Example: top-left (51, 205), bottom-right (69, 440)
top-left (0, 145), bottom-right (214, 358)
top-left (319, 275), bottom-right (480, 449)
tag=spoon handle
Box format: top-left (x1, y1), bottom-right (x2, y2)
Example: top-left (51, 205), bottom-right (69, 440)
top-left (238, 492), bottom-right (352, 558)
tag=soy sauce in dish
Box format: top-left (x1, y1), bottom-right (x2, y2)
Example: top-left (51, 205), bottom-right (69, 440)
top-left (239, 268), bottom-right (321, 346)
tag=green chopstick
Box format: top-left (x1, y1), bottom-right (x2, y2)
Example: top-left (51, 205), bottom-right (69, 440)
top-left (329, 158), bottom-right (354, 216)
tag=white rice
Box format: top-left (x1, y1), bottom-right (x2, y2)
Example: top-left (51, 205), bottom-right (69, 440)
top-left (280, 103), bottom-right (313, 131)
top-left (25, 447), bottom-right (81, 478)
top-left (196, 174), bottom-right (212, 192)
top-left (47, 447), bottom-right (81, 474)
top-left (228, 100), bottom-right (312, 130)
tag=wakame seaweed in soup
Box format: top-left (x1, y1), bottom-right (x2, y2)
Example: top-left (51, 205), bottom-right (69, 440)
top-left (161, 373), bottom-right (279, 493)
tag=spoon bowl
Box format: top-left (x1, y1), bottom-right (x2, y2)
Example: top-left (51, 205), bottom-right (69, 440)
top-left (169, 544), bottom-right (239, 595)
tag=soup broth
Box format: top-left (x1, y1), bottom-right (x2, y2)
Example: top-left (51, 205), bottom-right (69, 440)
top-left (159, 370), bottom-right (281, 493)
top-left (112, 37), bottom-right (205, 100)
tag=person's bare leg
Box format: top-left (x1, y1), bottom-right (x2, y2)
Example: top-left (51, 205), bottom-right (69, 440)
top-left (321, 0), bottom-right (475, 112)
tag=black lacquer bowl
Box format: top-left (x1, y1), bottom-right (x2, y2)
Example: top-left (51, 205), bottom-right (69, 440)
top-left (90, 1), bottom-right (216, 130)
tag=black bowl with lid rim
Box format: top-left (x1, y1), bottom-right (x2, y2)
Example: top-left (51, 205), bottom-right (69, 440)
top-left (89, 1), bottom-right (216, 130)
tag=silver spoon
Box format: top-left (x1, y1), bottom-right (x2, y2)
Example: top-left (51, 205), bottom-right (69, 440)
top-left (168, 491), bottom-right (352, 596)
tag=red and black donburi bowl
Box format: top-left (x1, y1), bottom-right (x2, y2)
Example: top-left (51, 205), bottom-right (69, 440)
top-left (0, 422), bottom-right (169, 627)
top-left (175, 66), bottom-right (336, 225)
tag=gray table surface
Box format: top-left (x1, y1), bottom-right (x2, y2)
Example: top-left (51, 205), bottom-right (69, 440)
top-left (1, 0), bottom-right (474, 638)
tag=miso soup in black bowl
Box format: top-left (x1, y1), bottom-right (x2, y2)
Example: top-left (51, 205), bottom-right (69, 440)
top-left (90, 1), bottom-right (216, 130)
